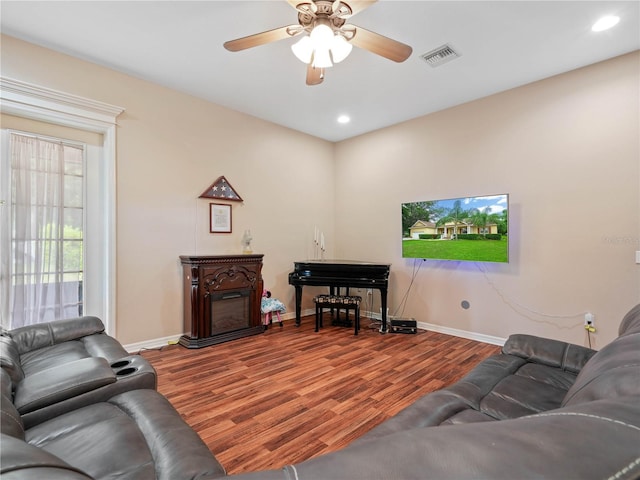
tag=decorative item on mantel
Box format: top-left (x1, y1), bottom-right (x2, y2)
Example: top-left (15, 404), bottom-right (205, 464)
top-left (242, 229), bottom-right (253, 254)
top-left (199, 175), bottom-right (243, 201)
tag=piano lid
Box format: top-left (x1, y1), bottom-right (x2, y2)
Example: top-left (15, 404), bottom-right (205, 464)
top-left (295, 259), bottom-right (390, 266)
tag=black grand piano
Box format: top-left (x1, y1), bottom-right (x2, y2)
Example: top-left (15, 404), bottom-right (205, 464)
top-left (288, 260), bottom-right (391, 332)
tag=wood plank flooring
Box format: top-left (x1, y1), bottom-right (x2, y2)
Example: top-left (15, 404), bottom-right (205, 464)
top-left (139, 316), bottom-right (500, 475)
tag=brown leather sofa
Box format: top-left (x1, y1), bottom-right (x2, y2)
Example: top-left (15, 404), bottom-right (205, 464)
top-left (231, 303), bottom-right (640, 479)
top-left (0, 316), bottom-right (226, 479)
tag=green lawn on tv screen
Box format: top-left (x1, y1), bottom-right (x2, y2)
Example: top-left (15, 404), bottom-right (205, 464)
top-left (402, 238), bottom-right (508, 263)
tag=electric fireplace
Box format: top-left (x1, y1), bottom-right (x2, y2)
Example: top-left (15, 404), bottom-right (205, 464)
top-left (179, 255), bottom-right (264, 348)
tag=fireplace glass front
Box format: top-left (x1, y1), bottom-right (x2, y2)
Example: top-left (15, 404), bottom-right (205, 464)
top-left (210, 290), bottom-right (251, 335)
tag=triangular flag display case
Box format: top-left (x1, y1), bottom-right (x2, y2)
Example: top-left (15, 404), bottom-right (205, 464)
top-left (199, 176), bottom-right (243, 202)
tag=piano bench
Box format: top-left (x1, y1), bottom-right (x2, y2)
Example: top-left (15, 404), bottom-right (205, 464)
top-left (314, 295), bottom-right (362, 335)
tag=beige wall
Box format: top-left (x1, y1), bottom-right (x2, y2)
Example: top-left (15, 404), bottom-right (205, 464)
top-left (335, 51), bottom-right (640, 347)
top-left (1, 35), bottom-right (335, 345)
top-left (2, 34), bottom-right (638, 347)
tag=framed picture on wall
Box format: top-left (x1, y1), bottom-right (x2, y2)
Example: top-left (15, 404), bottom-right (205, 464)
top-left (210, 203), bottom-right (232, 233)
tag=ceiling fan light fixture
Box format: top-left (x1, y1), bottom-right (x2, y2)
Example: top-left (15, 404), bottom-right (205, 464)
top-left (224, 0), bottom-right (412, 86)
top-left (310, 21), bottom-right (334, 47)
top-left (292, 35), bottom-right (313, 63)
top-left (330, 34), bottom-right (352, 63)
top-left (312, 46), bottom-right (333, 68)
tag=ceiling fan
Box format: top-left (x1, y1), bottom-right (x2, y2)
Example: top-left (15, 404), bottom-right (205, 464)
top-left (223, 0), bottom-right (412, 86)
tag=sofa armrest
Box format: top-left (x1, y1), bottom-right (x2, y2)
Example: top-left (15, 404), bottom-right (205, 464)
top-left (9, 317), bottom-right (105, 354)
top-left (0, 336), bottom-right (25, 383)
top-left (14, 357), bottom-right (115, 414)
top-left (502, 334), bottom-right (596, 373)
top-left (108, 390), bottom-right (226, 479)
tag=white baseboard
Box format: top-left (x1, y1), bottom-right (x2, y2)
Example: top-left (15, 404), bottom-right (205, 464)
top-left (365, 310), bottom-right (506, 346)
top-left (415, 321), bottom-right (506, 346)
top-left (123, 309), bottom-right (315, 353)
top-left (124, 309), bottom-right (505, 352)
top-left (124, 334), bottom-right (181, 353)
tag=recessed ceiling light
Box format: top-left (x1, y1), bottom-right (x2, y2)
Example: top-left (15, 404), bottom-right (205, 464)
top-left (337, 115), bottom-right (350, 124)
top-left (592, 15), bottom-right (620, 32)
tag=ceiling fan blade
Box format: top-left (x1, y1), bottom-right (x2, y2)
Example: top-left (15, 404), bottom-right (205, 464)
top-left (306, 65), bottom-right (324, 86)
top-left (349, 25), bottom-right (412, 62)
top-left (345, 1), bottom-right (377, 17)
top-left (224, 25), bottom-right (300, 52)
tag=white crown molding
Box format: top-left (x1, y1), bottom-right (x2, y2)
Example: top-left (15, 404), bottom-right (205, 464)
top-left (0, 76), bottom-right (124, 130)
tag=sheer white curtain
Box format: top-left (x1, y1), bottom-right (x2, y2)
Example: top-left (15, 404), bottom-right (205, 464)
top-left (8, 133), bottom-right (81, 328)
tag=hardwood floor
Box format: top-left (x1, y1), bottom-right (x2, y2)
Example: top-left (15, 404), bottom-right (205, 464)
top-left (139, 316), bottom-right (500, 475)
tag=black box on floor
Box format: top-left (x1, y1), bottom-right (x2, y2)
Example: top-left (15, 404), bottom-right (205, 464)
top-left (390, 318), bottom-right (417, 334)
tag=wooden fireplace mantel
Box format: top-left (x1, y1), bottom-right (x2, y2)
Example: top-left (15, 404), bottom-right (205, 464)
top-left (179, 254), bottom-right (264, 348)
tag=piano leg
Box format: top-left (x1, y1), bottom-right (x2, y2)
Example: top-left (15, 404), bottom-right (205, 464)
top-left (380, 287), bottom-right (388, 333)
top-left (294, 286), bottom-right (303, 327)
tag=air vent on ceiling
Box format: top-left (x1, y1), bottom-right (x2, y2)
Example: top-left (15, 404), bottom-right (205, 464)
top-left (420, 44), bottom-right (460, 67)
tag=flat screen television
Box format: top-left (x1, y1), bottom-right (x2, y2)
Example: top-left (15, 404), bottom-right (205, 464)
top-left (402, 194), bottom-right (509, 263)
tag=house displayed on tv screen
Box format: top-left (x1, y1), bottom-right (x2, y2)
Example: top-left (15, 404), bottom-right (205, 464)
top-left (408, 219), bottom-right (499, 239)
top-left (402, 194), bottom-right (509, 263)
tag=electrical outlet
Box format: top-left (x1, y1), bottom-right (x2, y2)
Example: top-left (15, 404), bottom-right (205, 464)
top-left (584, 313), bottom-right (595, 327)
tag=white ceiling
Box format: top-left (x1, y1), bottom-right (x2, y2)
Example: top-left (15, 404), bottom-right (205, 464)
top-left (1, 1), bottom-right (639, 142)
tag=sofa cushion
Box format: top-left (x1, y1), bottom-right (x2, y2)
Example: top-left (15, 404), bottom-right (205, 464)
top-left (0, 434), bottom-right (92, 480)
top-left (28, 400), bottom-right (158, 478)
top-left (514, 362), bottom-right (577, 391)
top-left (19, 341), bottom-right (97, 377)
top-left (18, 334), bottom-right (130, 377)
top-left (25, 389), bottom-right (226, 480)
top-left (479, 372), bottom-right (569, 419)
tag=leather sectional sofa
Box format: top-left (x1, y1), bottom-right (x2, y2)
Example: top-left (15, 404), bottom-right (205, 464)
top-left (232, 303), bottom-right (640, 479)
top-left (1, 316), bottom-right (225, 479)
top-left (2, 305), bottom-right (640, 479)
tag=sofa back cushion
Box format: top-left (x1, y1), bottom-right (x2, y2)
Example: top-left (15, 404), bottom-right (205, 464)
top-left (618, 303), bottom-right (640, 337)
top-left (502, 334), bottom-right (596, 374)
top-left (561, 331), bottom-right (640, 407)
top-left (9, 317), bottom-right (105, 355)
top-left (0, 336), bottom-right (24, 384)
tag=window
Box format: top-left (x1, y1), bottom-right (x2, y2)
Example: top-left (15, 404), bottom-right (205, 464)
top-left (6, 133), bottom-right (85, 327)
